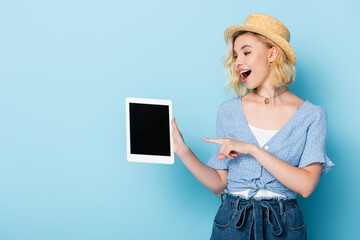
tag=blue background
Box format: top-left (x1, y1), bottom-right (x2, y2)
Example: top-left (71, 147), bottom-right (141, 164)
top-left (1, 0), bottom-right (359, 239)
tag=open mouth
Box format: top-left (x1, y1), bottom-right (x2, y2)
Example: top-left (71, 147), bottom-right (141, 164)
top-left (241, 70), bottom-right (252, 82)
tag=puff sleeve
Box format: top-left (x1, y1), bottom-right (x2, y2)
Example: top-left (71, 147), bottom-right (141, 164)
top-left (206, 104), bottom-right (232, 169)
top-left (298, 106), bottom-right (335, 175)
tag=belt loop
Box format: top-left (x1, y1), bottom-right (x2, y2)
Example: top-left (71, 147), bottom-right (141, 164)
top-left (220, 192), bottom-right (225, 203)
top-left (279, 201), bottom-right (284, 215)
top-left (235, 197), bottom-right (240, 211)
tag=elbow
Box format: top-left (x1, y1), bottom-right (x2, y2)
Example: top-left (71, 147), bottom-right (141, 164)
top-left (213, 184), bottom-right (227, 198)
top-left (300, 191), bottom-right (311, 198)
top-left (299, 163), bottom-right (322, 198)
top-left (213, 185), bottom-right (227, 198)
top-left (300, 184), bottom-right (316, 198)
top-left (213, 189), bottom-right (223, 198)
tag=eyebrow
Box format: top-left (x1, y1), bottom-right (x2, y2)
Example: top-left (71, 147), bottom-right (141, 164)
top-left (233, 45), bottom-right (252, 53)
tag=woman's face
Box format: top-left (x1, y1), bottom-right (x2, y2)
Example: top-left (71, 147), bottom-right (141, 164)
top-left (233, 33), bottom-right (273, 89)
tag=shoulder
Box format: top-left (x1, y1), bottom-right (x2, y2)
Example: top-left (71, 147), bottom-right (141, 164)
top-left (218, 97), bottom-right (239, 112)
top-left (306, 101), bottom-right (327, 116)
top-left (305, 101), bottom-right (328, 125)
top-left (216, 98), bottom-right (240, 125)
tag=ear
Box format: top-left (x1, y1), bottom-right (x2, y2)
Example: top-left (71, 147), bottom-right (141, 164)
top-left (268, 46), bottom-right (279, 62)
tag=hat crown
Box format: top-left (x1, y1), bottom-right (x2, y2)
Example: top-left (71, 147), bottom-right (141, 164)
top-left (223, 13), bottom-right (296, 65)
top-left (244, 13), bottom-right (290, 42)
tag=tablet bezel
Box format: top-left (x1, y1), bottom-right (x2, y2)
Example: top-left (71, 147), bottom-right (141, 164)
top-left (125, 97), bottom-right (174, 164)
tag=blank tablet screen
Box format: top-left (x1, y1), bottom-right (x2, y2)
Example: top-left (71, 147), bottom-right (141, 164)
top-left (129, 103), bottom-right (170, 156)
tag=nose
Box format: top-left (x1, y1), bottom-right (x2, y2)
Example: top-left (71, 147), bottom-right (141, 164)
top-left (234, 57), bottom-right (243, 71)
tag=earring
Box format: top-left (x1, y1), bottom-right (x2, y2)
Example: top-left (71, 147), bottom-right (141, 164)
top-left (268, 60), bottom-right (271, 70)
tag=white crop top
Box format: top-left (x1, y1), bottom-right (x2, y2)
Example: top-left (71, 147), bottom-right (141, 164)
top-left (229, 123), bottom-right (288, 199)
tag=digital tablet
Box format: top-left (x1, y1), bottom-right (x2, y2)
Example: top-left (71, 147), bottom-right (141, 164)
top-left (125, 97), bottom-right (174, 164)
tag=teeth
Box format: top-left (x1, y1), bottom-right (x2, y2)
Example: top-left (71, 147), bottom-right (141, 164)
top-left (240, 69), bottom-right (251, 74)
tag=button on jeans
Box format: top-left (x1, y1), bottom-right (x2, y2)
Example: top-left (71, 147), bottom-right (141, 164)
top-left (210, 193), bottom-right (307, 240)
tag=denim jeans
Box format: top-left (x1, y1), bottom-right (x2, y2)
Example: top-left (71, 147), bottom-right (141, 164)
top-left (210, 193), bottom-right (307, 240)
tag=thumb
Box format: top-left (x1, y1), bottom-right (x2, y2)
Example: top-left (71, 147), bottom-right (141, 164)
top-left (172, 117), bottom-right (178, 129)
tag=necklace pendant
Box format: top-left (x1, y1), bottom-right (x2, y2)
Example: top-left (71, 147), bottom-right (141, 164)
top-left (264, 98), bottom-right (270, 104)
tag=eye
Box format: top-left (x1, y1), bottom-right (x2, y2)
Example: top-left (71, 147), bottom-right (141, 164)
top-left (244, 52), bottom-right (251, 56)
top-left (233, 55), bottom-right (237, 59)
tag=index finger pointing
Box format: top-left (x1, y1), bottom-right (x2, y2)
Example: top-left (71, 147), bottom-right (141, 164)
top-left (202, 138), bottom-right (224, 144)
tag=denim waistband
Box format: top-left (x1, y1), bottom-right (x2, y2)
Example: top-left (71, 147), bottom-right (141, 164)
top-left (219, 193), bottom-right (299, 238)
top-left (221, 192), bottom-right (297, 207)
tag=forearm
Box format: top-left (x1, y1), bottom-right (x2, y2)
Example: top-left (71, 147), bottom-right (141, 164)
top-left (176, 146), bottom-right (226, 196)
top-left (248, 145), bottom-right (317, 198)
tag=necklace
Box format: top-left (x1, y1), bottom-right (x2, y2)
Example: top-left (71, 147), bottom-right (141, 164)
top-left (254, 88), bottom-right (289, 104)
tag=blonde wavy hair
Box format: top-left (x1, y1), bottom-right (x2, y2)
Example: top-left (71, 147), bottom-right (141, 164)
top-left (223, 31), bottom-right (296, 98)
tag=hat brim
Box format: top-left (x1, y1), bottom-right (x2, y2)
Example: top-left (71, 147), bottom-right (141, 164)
top-left (224, 24), bottom-right (296, 65)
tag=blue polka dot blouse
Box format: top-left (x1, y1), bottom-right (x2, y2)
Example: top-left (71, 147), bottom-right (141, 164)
top-left (206, 96), bottom-right (335, 199)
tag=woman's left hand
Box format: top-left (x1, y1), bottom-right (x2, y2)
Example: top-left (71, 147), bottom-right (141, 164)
top-left (203, 138), bottom-right (254, 160)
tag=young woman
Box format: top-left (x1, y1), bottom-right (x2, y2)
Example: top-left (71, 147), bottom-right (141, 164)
top-left (171, 13), bottom-right (334, 239)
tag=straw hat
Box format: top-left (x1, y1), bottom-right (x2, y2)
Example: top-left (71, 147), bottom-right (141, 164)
top-left (224, 13), bottom-right (296, 65)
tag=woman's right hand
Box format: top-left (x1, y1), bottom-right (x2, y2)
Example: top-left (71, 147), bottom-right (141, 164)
top-left (171, 117), bottom-right (187, 155)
